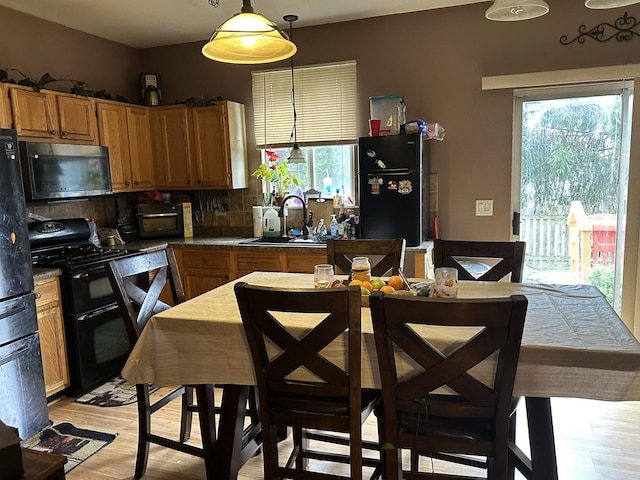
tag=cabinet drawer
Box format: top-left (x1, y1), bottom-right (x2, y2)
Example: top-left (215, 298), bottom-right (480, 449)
top-left (182, 250), bottom-right (231, 269)
top-left (236, 252), bottom-right (281, 273)
top-left (285, 252), bottom-right (328, 273)
top-left (34, 278), bottom-right (60, 308)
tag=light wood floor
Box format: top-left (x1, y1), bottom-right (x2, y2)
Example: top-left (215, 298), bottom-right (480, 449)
top-left (47, 389), bottom-right (640, 480)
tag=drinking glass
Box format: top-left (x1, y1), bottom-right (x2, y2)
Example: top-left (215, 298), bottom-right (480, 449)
top-left (314, 264), bottom-right (335, 288)
top-left (434, 267), bottom-right (458, 298)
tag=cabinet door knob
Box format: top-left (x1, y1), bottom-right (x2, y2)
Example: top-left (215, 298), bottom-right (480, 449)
top-left (125, 181), bottom-right (130, 186)
top-left (202, 257), bottom-right (208, 264)
top-left (35, 292), bottom-right (42, 299)
top-left (50, 130), bottom-right (57, 135)
top-left (61, 131), bottom-right (68, 137)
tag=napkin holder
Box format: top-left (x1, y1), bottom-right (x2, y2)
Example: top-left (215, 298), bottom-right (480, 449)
top-left (0, 420), bottom-right (23, 479)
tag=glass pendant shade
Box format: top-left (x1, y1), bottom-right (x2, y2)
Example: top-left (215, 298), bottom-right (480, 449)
top-left (288, 144), bottom-right (305, 164)
top-left (585, 0), bottom-right (640, 8)
top-left (485, 0), bottom-right (550, 21)
top-left (202, 1), bottom-right (296, 64)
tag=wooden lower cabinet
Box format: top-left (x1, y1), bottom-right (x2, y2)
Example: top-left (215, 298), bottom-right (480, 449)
top-left (34, 276), bottom-right (70, 398)
top-left (175, 247), bottom-right (327, 299)
top-left (176, 249), bottom-right (232, 299)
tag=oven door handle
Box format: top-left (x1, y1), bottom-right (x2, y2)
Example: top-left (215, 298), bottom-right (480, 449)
top-left (76, 304), bottom-right (118, 321)
top-left (72, 266), bottom-right (105, 279)
top-left (136, 212), bottom-right (178, 218)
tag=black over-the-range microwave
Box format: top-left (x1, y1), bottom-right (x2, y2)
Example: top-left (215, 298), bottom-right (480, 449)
top-left (18, 141), bottom-right (112, 202)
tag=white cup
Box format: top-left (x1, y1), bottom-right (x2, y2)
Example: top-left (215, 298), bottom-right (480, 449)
top-left (314, 264), bottom-right (335, 288)
top-left (434, 267), bottom-right (458, 298)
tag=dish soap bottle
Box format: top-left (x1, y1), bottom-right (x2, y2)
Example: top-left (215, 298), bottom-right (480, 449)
top-left (330, 214), bottom-right (338, 239)
top-left (263, 207), bottom-right (280, 238)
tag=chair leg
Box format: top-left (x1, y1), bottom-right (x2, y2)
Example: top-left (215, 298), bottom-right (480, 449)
top-left (195, 385), bottom-right (216, 480)
top-left (135, 384), bottom-right (152, 479)
top-left (180, 386), bottom-right (195, 442)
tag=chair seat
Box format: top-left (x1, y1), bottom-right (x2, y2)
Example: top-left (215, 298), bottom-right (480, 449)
top-left (272, 388), bottom-right (379, 416)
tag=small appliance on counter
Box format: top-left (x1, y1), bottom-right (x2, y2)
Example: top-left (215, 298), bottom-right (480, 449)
top-left (108, 195), bottom-right (138, 243)
top-left (137, 202), bottom-right (184, 238)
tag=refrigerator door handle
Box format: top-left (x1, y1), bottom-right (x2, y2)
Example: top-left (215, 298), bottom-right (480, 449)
top-left (366, 169), bottom-right (416, 176)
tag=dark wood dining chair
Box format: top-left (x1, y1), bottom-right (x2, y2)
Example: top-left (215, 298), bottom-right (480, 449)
top-left (433, 239), bottom-right (526, 282)
top-left (326, 238), bottom-right (406, 277)
top-left (234, 282), bottom-right (381, 480)
top-left (106, 248), bottom-right (216, 479)
top-left (369, 292), bottom-right (528, 480)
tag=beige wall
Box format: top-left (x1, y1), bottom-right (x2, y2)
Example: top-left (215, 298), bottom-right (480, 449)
top-left (141, 2), bottom-right (640, 241)
top-left (0, 6), bottom-right (140, 102)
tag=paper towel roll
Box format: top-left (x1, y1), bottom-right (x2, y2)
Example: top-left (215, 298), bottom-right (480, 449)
top-left (252, 206), bottom-right (263, 237)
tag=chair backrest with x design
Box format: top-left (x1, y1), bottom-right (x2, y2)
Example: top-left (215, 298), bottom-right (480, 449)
top-left (326, 238), bottom-right (406, 277)
top-left (107, 248), bottom-right (185, 346)
top-left (234, 282), bottom-right (378, 480)
top-left (369, 292), bottom-right (528, 479)
top-left (433, 239), bottom-right (526, 282)
top-left (235, 282), bottom-right (362, 411)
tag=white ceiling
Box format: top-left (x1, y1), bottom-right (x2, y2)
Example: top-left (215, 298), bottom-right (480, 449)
top-left (0, 0), bottom-right (486, 49)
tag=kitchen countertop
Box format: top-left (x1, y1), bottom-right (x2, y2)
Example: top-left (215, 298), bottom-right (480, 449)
top-left (33, 267), bottom-right (62, 281)
top-left (126, 237), bottom-right (433, 254)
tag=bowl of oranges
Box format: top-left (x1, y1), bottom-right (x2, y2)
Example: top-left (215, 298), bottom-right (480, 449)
top-left (341, 275), bottom-right (412, 307)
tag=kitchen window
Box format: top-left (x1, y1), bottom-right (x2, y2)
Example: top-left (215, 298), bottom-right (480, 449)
top-left (252, 61), bottom-right (357, 202)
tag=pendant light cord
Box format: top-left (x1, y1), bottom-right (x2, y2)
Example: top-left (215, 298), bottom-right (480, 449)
top-left (285, 15), bottom-right (299, 147)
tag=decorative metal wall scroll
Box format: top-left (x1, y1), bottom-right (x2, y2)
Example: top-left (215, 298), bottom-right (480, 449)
top-left (560, 11), bottom-right (640, 45)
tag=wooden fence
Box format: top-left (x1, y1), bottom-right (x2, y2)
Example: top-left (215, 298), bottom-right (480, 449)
top-left (520, 215), bottom-right (570, 270)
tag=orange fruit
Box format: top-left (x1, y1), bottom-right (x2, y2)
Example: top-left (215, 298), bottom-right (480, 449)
top-left (387, 275), bottom-right (404, 290)
top-left (361, 281), bottom-right (373, 292)
top-left (348, 279), bottom-right (363, 286)
top-left (380, 285), bottom-right (396, 294)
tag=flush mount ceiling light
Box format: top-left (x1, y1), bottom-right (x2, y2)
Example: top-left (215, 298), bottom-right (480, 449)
top-left (202, 0), bottom-right (297, 64)
top-left (485, 0), bottom-right (550, 21)
top-left (585, 0), bottom-right (640, 8)
top-left (285, 14), bottom-right (305, 164)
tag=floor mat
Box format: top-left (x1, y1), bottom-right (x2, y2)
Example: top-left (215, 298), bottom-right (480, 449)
top-left (21, 422), bottom-right (117, 473)
top-left (75, 375), bottom-right (158, 407)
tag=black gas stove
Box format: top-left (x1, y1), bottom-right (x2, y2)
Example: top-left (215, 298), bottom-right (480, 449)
top-left (29, 218), bottom-right (138, 270)
top-left (29, 218), bottom-right (144, 396)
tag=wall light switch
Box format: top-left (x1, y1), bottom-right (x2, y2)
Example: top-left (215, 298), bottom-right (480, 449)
top-left (476, 200), bottom-right (493, 216)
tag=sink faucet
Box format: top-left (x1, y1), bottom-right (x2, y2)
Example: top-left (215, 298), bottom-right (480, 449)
top-left (278, 194), bottom-right (308, 239)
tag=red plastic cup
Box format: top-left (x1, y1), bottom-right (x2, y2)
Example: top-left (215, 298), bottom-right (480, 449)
top-left (369, 119), bottom-right (381, 136)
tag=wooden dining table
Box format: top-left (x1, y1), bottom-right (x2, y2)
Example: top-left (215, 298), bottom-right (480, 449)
top-left (122, 271), bottom-right (640, 480)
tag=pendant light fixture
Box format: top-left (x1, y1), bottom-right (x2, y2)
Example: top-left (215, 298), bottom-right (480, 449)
top-left (285, 14), bottom-right (305, 164)
top-left (202, 0), bottom-right (297, 64)
top-left (585, 0), bottom-right (640, 8)
top-left (485, 0), bottom-right (549, 21)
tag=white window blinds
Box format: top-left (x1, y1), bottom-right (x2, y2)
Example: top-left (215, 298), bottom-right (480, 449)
top-left (252, 61), bottom-right (357, 148)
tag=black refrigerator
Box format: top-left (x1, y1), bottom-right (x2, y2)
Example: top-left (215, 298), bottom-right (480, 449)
top-left (358, 133), bottom-right (429, 247)
top-left (0, 128), bottom-right (49, 440)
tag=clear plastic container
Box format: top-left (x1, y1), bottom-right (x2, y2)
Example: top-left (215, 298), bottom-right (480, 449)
top-left (369, 95), bottom-right (403, 135)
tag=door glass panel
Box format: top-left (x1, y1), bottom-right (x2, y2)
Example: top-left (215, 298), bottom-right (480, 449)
top-left (515, 83), bottom-right (633, 313)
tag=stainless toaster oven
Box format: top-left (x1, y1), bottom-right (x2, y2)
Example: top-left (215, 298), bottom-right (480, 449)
top-left (137, 202), bottom-right (184, 238)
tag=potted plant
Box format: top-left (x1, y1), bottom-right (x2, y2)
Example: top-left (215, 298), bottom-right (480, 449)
top-left (252, 150), bottom-right (301, 205)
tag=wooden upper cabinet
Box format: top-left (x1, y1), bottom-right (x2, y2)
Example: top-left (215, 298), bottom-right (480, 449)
top-left (150, 100), bottom-right (248, 190)
top-left (56, 94), bottom-right (98, 142)
top-left (126, 105), bottom-right (154, 191)
top-left (96, 101), bottom-right (154, 192)
top-left (9, 86), bottom-right (97, 143)
top-left (192, 101), bottom-right (248, 189)
top-left (150, 105), bottom-right (194, 189)
top-left (96, 101), bottom-right (132, 191)
top-left (9, 87), bottom-right (58, 138)
top-left (0, 84), bottom-right (13, 129)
